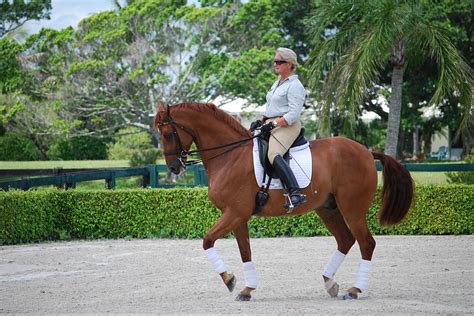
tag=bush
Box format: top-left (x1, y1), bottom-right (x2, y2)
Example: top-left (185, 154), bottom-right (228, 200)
top-left (47, 136), bottom-right (108, 160)
top-left (129, 148), bottom-right (161, 166)
top-left (107, 128), bottom-right (155, 159)
top-left (0, 132), bottom-right (42, 161)
top-left (446, 155), bottom-right (474, 184)
top-left (107, 127), bottom-right (161, 166)
top-left (0, 185), bottom-right (472, 244)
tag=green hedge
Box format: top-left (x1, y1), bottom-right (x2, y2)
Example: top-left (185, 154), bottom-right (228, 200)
top-left (0, 185), bottom-right (473, 245)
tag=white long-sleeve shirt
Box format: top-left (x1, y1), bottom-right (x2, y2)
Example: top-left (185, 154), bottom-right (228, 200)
top-left (264, 74), bottom-right (306, 125)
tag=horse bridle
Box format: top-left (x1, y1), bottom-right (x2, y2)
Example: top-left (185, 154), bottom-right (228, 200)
top-left (156, 115), bottom-right (196, 168)
top-left (156, 110), bottom-right (258, 169)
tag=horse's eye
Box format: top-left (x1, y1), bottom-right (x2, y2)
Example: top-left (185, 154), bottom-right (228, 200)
top-left (164, 133), bottom-right (173, 141)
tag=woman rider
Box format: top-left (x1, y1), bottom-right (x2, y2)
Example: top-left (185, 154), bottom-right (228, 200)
top-left (255, 47), bottom-right (307, 209)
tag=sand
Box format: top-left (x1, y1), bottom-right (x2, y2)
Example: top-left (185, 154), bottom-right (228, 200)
top-left (1, 236), bottom-right (473, 314)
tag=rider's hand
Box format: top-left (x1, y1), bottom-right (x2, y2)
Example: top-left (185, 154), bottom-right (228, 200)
top-left (249, 119), bottom-right (263, 132)
top-left (259, 122), bottom-right (275, 135)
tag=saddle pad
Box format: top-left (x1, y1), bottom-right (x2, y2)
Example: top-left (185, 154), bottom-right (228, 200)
top-left (253, 138), bottom-right (312, 189)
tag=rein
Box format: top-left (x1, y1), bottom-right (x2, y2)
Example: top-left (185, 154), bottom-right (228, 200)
top-left (157, 115), bottom-right (258, 168)
top-left (185, 136), bottom-right (258, 166)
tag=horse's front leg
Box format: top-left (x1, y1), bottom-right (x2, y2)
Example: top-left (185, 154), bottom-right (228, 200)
top-left (203, 212), bottom-right (243, 293)
top-left (233, 221), bottom-right (256, 301)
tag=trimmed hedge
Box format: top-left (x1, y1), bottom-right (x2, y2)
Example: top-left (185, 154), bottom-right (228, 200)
top-left (0, 185), bottom-right (473, 245)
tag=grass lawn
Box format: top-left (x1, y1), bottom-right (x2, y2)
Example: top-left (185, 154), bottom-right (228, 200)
top-left (378, 172), bottom-right (448, 185)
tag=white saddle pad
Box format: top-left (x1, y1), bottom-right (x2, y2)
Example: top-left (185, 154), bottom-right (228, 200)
top-left (253, 138), bottom-right (312, 189)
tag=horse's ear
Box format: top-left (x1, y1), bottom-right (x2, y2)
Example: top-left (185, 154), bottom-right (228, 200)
top-left (158, 102), bottom-right (168, 113)
top-left (153, 102), bottom-right (168, 130)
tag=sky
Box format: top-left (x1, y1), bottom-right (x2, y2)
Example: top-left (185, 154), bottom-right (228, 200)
top-left (24, 0), bottom-right (128, 34)
top-left (24, 0), bottom-right (201, 34)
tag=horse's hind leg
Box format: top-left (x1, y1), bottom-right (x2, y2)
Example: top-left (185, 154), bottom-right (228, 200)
top-left (342, 219), bottom-right (376, 299)
top-left (316, 195), bottom-right (356, 298)
top-left (336, 196), bottom-right (376, 299)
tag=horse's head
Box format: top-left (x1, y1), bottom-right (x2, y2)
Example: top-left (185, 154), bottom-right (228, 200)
top-left (153, 102), bottom-right (195, 174)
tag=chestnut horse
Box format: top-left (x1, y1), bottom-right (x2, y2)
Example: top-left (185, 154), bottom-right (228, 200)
top-left (153, 102), bottom-right (414, 301)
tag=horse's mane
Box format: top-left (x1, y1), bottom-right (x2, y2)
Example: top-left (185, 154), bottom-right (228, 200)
top-left (171, 102), bottom-right (251, 137)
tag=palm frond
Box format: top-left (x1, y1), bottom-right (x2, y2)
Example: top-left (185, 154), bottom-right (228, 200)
top-left (410, 20), bottom-right (473, 131)
top-left (307, 0), bottom-right (418, 135)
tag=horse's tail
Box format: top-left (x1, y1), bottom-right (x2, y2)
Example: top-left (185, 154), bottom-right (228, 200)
top-left (372, 152), bottom-right (414, 226)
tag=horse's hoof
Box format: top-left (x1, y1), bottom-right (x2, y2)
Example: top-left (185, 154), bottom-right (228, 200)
top-left (225, 274), bottom-right (236, 292)
top-left (325, 279), bottom-right (339, 298)
top-left (235, 293), bottom-right (251, 301)
top-left (342, 292), bottom-right (358, 300)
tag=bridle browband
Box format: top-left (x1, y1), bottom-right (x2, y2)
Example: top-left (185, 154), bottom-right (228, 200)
top-left (156, 109), bottom-right (258, 169)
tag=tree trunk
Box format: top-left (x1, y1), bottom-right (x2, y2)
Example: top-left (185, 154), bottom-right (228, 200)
top-left (385, 65), bottom-right (405, 158)
top-left (396, 123), bottom-right (405, 160)
top-left (422, 131), bottom-right (433, 155)
top-left (385, 39), bottom-right (406, 158)
top-left (447, 129), bottom-right (452, 160)
top-left (462, 120), bottom-right (474, 156)
top-left (412, 125), bottom-right (419, 159)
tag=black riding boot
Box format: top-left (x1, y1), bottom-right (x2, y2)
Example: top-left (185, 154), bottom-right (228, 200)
top-left (273, 155), bottom-right (307, 210)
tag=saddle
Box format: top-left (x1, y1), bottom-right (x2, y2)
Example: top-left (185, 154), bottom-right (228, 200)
top-left (253, 128), bottom-right (308, 215)
top-left (257, 127), bottom-right (308, 178)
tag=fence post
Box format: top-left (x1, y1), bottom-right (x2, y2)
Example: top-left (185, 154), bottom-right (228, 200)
top-left (53, 168), bottom-right (64, 189)
top-left (65, 174), bottom-right (76, 190)
top-left (192, 165), bottom-right (200, 186)
top-left (199, 164), bottom-right (208, 186)
top-left (147, 165), bottom-right (158, 188)
top-left (106, 172), bottom-right (116, 189)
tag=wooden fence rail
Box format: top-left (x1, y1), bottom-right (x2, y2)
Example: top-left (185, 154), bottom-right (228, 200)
top-left (0, 163), bottom-right (472, 192)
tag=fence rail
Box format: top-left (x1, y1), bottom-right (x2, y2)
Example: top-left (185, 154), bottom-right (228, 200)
top-left (0, 163), bottom-right (472, 191)
top-left (375, 162), bottom-right (474, 172)
top-left (0, 164), bottom-right (208, 191)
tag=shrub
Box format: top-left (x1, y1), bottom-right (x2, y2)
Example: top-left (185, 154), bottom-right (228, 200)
top-left (0, 185), bottom-right (472, 245)
top-left (446, 155), bottom-right (474, 184)
top-left (0, 132), bottom-right (42, 161)
top-left (107, 128), bottom-right (154, 159)
top-left (47, 136), bottom-right (108, 160)
top-left (107, 127), bottom-right (161, 166)
top-left (129, 148), bottom-right (160, 166)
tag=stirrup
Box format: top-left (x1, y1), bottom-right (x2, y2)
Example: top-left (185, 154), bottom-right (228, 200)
top-left (284, 193), bottom-right (306, 213)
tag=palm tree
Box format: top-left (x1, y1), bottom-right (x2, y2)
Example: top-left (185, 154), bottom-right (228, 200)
top-left (305, 0), bottom-right (472, 158)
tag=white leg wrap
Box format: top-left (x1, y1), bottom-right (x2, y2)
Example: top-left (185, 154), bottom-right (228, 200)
top-left (243, 261), bottom-right (257, 289)
top-left (354, 259), bottom-right (373, 291)
top-left (205, 247), bottom-right (227, 274)
top-left (323, 250), bottom-right (346, 279)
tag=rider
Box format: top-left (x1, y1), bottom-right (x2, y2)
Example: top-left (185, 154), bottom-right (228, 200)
top-left (253, 47), bottom-right (307, 209)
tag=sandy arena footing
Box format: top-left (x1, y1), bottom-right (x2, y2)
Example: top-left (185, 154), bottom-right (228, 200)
top-left (1, 236), bottom-right (473, 314)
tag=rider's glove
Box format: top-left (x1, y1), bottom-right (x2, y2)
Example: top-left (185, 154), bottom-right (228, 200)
top-left (249, 119), bottom-right (263, 132)
top-left (259, 122), bottom-right (276, 135)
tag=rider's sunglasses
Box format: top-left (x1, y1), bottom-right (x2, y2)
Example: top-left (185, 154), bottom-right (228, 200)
top-left (274, 60), bottom-right (288, 65)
